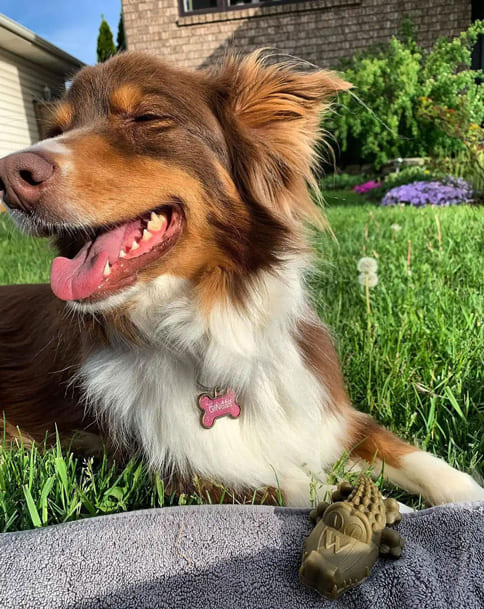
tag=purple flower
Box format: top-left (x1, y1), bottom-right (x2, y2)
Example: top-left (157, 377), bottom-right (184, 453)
top-left (354, 180), bottom-right (381, 194)
top-left (381, 177), bottom-right (473, 207)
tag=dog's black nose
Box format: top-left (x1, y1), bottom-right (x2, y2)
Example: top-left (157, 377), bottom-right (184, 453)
top-left (0, 151), bottom-right (55, 212)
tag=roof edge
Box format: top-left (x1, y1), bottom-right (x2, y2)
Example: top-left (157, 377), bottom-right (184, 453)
top-left (0, 13), bottom-right (85, 69)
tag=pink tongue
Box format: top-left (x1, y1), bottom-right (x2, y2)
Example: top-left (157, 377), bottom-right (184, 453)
top-left (50, 222), bottom-right (136, 301)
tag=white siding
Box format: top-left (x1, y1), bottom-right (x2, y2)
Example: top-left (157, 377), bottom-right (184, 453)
top-left (0, 48), bottom-right (65, 157)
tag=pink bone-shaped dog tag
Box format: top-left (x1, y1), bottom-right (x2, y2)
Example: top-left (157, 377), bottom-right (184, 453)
top-left (198, 389), bottom-right (241, 429)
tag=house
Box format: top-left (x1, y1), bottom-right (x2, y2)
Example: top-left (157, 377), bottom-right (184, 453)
top-left (122, 0), bottom-right (479, 71)
top-left (0, 14), bottom-right (83, 158)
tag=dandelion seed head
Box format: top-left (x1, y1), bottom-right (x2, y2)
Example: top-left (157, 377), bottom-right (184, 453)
top-left (358, 272), bottom-right (378, 287)
top-left (390, 223), bottom-right (402, 232)
top-left (357, 257), bottom-right (378, 273)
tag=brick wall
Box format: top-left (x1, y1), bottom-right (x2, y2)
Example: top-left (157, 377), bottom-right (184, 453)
top-left (122, 0), bottom-right (471, 70)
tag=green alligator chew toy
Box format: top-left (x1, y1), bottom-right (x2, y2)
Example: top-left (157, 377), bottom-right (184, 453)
top-left (299, 475), bottom-right (404, 600)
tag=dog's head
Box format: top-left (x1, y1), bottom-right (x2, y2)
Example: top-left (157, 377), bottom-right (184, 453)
top-left (0, 51), bottom-right (349, 319)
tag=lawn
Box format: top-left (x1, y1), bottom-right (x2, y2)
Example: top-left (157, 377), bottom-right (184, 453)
top-left (1, 192), bottom-right (483, 531)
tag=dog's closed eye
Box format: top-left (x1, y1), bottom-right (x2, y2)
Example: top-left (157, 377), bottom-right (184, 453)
top-left (132, 113), bottom-right (171, 123)
top-left (128, 113), bottom-right (176, 131)
top-left (133, 113), bottom-right (162, 123)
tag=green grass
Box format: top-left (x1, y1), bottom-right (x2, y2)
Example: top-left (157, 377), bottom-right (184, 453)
top-left (0, 214), bottom-right (52, 284)
top-left (0, 434), bottom-right (283, 532)
top-left (1, 193), bottom-right (483, 530)
top-left (1, 435), bottom-right (165, 531)
top-left (317, 191), bottom-right (484, 474)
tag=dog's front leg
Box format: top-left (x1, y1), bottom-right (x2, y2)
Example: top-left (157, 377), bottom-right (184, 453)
top-left (348, 412), bottom-right (484, 505)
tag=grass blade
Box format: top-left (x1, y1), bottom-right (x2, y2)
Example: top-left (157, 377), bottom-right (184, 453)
top-left (22, 485), bottom-right (41, 528)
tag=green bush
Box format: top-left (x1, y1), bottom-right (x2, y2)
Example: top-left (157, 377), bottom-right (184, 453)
top-left (330, 21), bottom-right (484, 169)
top-left (364, 166), bottom-right (439, 201)
top-left (382, 166), bottom-right (436, 189)
top-left (97, 15), bottom-right (116, 63)
top-left (431, 151), bottom-right (484, 198)
top-left (320, 172), bottom-right (370, 191)
top-left (117, 13), bottom-right (126, 52)
top-left (320, 167), bottom-right (440, 201)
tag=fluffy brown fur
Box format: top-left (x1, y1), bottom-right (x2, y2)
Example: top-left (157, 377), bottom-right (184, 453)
top-left (0, 51), bottom-right (482, 507)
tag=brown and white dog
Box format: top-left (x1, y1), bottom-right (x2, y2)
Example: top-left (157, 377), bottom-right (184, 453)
top-left (0, 51), bottom-right (482, 506)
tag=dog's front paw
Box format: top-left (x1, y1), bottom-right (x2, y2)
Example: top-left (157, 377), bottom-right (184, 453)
top-left (420, 461), bottom-right (484, 505)
top-left (435, 472), bottom-right (484, 505)
top-left (391, 452), bottom-right (484, 506)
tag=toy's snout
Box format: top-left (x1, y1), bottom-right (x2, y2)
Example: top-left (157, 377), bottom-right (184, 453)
top-left (299, 550), bottom-right (340, 599)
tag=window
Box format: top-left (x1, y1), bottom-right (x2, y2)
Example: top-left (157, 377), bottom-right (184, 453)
top-left (471, 0), bottom-right (484, 71)
top-left (180, 0), bottom-right (302, 16)
top-left (33, 100), bottom-right (57, 141)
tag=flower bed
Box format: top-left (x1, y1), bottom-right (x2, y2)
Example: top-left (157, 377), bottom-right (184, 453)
top-left (381, 177), bottom-right (474, 207)
top-left (353, 180), bottom-right (380, 194)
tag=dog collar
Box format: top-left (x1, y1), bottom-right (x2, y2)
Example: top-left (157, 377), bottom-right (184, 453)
top-left (197, 385), bottom-right (241, 429)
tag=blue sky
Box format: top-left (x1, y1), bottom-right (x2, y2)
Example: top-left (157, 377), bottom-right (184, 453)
top-left (0, 0), bottom-right (122, 65)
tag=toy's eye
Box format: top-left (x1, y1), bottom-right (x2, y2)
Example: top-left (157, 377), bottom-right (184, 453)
top-left (323, 508), bottom-right (371, 543)
top-left (347, 521), bottom-right (366, 541)
top-left (327, 512), bottom-right (344, 530)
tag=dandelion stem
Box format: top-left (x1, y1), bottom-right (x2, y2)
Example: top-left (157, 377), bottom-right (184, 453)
top-left (407, 239), bottom-right (412, 275)
top-left (366, 275), bottom-right (370, 315)
top-left (434, 214), bottom-right (442, 249)
top-left (368, 210), bottom-right (381, 230)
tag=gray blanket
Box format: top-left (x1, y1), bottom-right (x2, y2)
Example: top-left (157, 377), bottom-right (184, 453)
top-left (0, 502), bottom-right (483, 609)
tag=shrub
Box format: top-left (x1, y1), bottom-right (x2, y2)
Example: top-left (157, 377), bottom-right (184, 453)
top-left (320, 173), bottom-right (369, 191)
top-left (330, 21), bottom-right (484, 169)
top-left (97, 15), bottom-right (116, 63)
top-left (382, 167), bottom-right (437, 190)
top-left (358, 166), bottom-right (441, 202)
top-left (117, 13), bottom-right (126, 52)
top-left (429, 151), bottom-right (484, 198)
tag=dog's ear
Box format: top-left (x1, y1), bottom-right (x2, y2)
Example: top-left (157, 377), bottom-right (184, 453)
top-left (211, 52), bottom-right (351, 225)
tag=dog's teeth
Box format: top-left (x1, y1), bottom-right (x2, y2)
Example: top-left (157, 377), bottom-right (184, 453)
top-left (131, 240), bottom-right (139, 251)
top-left (147, 212), bottom-right (167, 232)
top-left (142, 229), bottom-right (152, 242)
top-left (103, 261), bottom-right (111, 277)
top-left (119, 249), bottom-right (126, 258)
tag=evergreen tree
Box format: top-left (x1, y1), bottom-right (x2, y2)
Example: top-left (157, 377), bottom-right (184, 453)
top-left (97, 15), bottom-right (116, 63)
top-left (117, 13), bottom-right (126, 52)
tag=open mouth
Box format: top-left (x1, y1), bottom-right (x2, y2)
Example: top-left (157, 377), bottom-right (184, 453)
top-left (50, 205), bottom-right (183, 302)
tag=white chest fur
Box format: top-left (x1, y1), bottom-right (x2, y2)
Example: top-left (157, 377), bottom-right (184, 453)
top-left (79, 267), bottom-right (347, 506)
